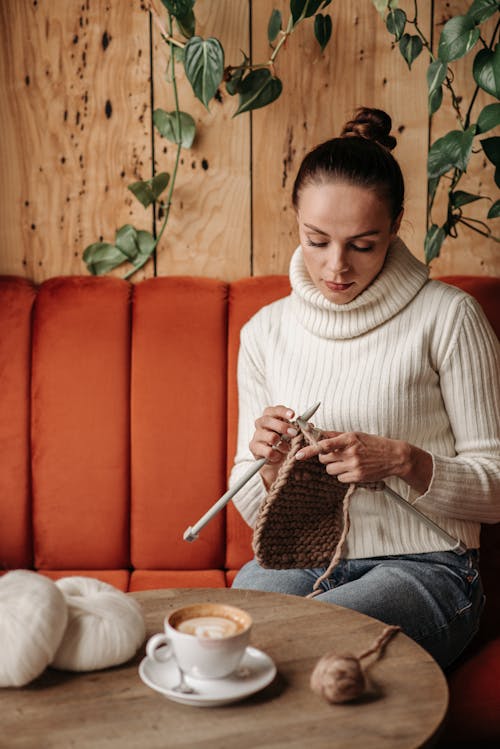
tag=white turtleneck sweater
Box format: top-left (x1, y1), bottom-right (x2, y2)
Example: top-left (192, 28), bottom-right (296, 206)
top-left (229, 239), bottom-right (500, 559)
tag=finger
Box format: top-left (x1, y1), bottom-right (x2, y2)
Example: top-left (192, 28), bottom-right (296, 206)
top-left (295, 444), bottom-right (322, 461)
top-left (325, 464), bottom-right (361, 483)
top-left (255, 416), bottom-right (298, 441)
top-left (262, 405), bottom-right (295, 421)
top-left (325, 433), bottom-right (359, 450)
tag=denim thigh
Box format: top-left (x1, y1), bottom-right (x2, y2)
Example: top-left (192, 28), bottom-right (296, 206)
top-left (232, 551), bottom-right (484, 670)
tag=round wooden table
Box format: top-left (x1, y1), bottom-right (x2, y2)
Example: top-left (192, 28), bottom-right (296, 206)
top-left (3, 588), bottom-right (448, 748)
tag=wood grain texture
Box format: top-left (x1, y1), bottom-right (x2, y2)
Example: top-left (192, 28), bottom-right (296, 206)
top-left (251, 0), bottom-right (431, 275)
top-left (1, 588), bottom-right (448, 749)
top-left (0, 1), bottom-right (497, 282)
top-left (152, 0), bottom-right (251, 280)
top-left (429, 0), bottom-right (499, 277)
top-left (0, 0), bottom-right (150, 283)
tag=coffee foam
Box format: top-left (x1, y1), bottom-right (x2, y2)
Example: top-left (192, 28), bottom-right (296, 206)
top-left (177, 616), bottom-right (240, 639)
top-left (169, 604), bottom-right (250, 640)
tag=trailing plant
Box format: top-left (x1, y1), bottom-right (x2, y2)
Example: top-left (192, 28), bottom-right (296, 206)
top-left (373, 0), bottom-right (500, 262)
top-left (83, 0), bottom-right (333, 278)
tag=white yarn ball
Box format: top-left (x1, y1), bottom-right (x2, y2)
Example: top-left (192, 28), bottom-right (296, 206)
top-left (0, 570), bottom-right (68, 687)
top-left (51, 577), bottom-right (145, 672)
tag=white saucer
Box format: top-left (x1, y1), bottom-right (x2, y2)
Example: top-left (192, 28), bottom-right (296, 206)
top-left (139, 646), bottom-right (277, 707)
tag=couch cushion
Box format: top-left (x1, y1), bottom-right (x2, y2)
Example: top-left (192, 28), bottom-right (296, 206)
top-left (438, 275), bottom-right (500, 338)
top-left (225, 275), bottom-right (291, 571)
top-left (40, 570), bottom-right (130, 592)
top-left (0, 277), bottom-right (36, 569)
top-left (32, 277), bottom-right (131, 570)
top-left (131, 278), bottom-right (228, 571)
top-left (445, 638), bottom-right (500, 741)
top-left (129, 570), bottom-right (226, 591)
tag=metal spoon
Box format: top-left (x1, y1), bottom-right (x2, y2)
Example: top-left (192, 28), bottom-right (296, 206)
top-left (172, 665), bottom-right (196, 694)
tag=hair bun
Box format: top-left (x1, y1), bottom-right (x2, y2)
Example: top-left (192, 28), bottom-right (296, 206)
top-left (341, 107), bottom-right (397, 151)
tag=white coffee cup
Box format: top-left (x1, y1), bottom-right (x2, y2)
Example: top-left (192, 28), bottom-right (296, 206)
top-left (146, 602), bottom-right (252, 680)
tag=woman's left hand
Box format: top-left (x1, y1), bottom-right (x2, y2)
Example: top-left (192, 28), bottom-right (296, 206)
top-left (295, 430), bottom-right (430, 490)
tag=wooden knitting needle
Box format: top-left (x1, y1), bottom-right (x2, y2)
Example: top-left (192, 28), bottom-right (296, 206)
top-left (183, 401), bottom-right (321, 542)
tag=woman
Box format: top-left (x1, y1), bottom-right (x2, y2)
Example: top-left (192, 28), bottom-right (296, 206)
top-left (229, 107), bottom-right (500, 669)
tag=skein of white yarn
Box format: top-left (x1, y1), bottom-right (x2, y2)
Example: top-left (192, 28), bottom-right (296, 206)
top-left (52, 577), bottom-right (145, 671)
top-left (0, 570), bottom-right (68, 687)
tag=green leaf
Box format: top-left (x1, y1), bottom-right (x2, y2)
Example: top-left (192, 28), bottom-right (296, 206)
top-left (128, 172), bottom-right (170, 208)
top-left (473, 45), bottom-right (500, 98)
top-left (290, 0), bottom-right (323, 26)
top-left (437, 15), bottom-right (480, 62)
top-left (115, 225), bottom-right (139, 259)
top-left (175, 8), bottom-right (195, 39)
top-left (128, 180), bottom-right (155, 208)
top-left (466, 0), bottom-right (500, 25)
top-left (314, 13), bottom-right (332, 52)
top-left (427, 60), bottom-right (447, 115)
top-left (386, 8), bottom-right (406, 41)
top-left (160, 0), bottom-right (194, 18)
top-left (428, 175), bottom-right (440, 206)
top-left (184, 36), bottom-right (224, 109)
top-left (487, 199), bottom-right (500, 218)
top-left (268, 9), bottom-right (282, 43)
top-left (153, 109), bottom-right (196, 148)
top-left (399, 34), bottom-right (423, 69)
top-left (424, 224), bottom-right (446, 263)
top-left (83, 242), bottom-right (128, 276)
top-left (372, 0), bottom-right (399, 18)
top-left (321, 0), bottom-right (332, 7)
top-left (481, 136), bottom-right (500, 167)
top-left (234, 69), bottom-right (283, 116)
top-left (427, 127), bottom-right (476, 178)
top-left (481, 136), bottom-right (500, 187)
top-left (117, 225), bottom-right (157, 268)
top-left (477, 103), bottom-right (500, 134)
top-left (134, 230), bottom-right (156, 265)
top-left (151, 172), bottom-right (171, 200)
top-left (450, 190), bottom-right (485, 208)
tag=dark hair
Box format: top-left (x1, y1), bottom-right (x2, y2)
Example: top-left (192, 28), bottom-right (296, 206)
top-left (292, 107), bottom-right (404, 222)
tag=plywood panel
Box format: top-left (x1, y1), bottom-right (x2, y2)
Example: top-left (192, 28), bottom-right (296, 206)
top-left (251, 0), bottom-right (431, 276)
top-left (430, 0), bottom-right (499, 277)
top-left (152, 0), bottom-right (251, 280)
top-left (0, 1), bottom-right (495, 283)
top-left (0, 0), bottom-right (150, 283)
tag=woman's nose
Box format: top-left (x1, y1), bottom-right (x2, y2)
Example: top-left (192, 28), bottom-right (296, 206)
top-left (326, 246), bottom-right (350, 274)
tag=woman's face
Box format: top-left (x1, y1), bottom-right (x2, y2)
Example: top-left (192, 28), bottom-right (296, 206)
top-left (296, 181), bottom-right (402, 305)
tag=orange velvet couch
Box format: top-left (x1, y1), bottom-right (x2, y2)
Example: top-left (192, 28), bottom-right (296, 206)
top-left (1, 272), bottom-right (499, 744)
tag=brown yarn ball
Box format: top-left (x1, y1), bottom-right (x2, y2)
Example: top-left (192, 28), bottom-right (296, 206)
top-left (341, 107), bottom-right (397, 151)
top-left (310, 652), bottom-right (366, 704)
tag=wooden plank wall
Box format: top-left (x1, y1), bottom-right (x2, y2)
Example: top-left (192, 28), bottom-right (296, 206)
top-left (0, 0), bottom-right (497, 283)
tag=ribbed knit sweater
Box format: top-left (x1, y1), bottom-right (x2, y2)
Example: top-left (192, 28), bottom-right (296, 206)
top-left (229, 239), bottom-right (500, 559)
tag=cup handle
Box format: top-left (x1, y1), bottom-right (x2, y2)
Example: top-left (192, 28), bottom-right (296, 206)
top-left (146, 633), bottom-right (173, 663)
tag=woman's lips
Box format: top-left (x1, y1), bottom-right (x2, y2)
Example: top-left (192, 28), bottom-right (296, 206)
top-left (325, 281), bottom-right (354, 292)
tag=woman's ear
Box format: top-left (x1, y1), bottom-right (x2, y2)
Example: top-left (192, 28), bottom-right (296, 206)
top-left (391, 209), bottom-right (404, 236)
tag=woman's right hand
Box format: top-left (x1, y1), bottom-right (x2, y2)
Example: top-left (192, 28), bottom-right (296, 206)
top-left (250, 405), bottom-right (299, 489)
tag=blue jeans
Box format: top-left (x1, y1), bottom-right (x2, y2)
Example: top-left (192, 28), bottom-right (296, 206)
top-left (232, 551), bottom-right (485, 670)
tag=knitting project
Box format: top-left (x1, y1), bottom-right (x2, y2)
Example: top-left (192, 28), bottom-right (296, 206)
top-left (253, 421), bottom-right (357, 595)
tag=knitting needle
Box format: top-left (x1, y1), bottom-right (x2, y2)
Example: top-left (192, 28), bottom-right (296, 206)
top-left (183, 401), bottom-right (321, 542)
top-left (295, 416), bottom-right (466, 555)
top-left (382, 484), bottom-right (467, 554)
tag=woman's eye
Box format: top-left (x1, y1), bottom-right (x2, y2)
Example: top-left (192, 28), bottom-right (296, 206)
top-left (305, 238), bottom-right (328, 248)
top-left (351, 244), bottom-right (373, 252)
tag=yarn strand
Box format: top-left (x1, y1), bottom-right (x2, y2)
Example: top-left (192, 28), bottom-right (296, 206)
top-left (359, 625), bottom-right (401, 661)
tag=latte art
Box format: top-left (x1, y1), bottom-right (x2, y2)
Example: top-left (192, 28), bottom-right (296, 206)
top-left (177, 616), bottom-right (241, 639)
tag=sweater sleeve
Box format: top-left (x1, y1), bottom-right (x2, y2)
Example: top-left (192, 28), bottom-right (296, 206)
top-left (413, 296), bottom-right (500, 523)
top-left (228, 311), bottom-right (271, 528)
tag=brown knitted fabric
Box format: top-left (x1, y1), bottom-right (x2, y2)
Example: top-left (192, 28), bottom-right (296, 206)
top-left (253, 423), bottom-right (356, 579)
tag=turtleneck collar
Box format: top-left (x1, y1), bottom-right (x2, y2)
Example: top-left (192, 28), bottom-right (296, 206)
top-left (289, 238), bottom-right (429, 339)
